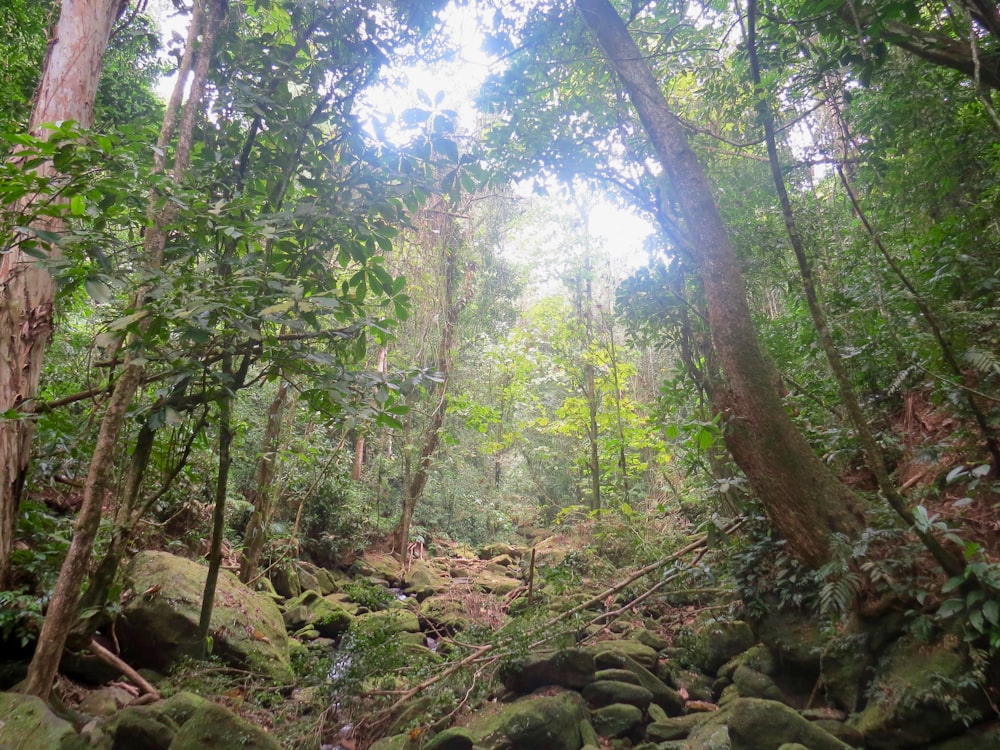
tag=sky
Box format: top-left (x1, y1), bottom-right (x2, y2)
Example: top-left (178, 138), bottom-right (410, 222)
top-left (153, 0), bottom-right (655, 273)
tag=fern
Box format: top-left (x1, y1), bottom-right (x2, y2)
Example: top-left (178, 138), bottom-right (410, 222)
top-left (963, 347), bottom-right (1000, 376)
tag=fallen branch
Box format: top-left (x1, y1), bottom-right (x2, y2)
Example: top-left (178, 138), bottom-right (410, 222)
top-left (87, 639), bottom-right (160, 701)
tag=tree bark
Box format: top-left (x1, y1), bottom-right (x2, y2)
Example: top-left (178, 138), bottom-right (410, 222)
top-left (0, 0), bottom-right (127, 590)
top-left (576, 0), bottom-right (866, 567)
top-left (239, 378), bottom-right (290, 583)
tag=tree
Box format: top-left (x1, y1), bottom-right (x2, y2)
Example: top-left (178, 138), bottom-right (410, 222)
top-left (0, 0), bottom-right (127, 591)
top-left (573, 0), bottom-right (866, 567)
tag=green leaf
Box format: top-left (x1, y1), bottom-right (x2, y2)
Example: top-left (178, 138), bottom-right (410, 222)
top-left (937, 598), bottom-right (965, 618)
top-left (983, 599), bottom-right (999, 626)
top-left (70, 193), bottom-right (86, 216)
top-left (84, 278), bottom-right (112, 303)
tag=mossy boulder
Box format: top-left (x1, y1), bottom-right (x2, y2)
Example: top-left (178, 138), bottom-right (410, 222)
top-left (732, 664), bottom-right (785, 702)
top-left (105, 704), bottom-right (179, 750)
top-left (646, 713), bottom-right (713, 742)
top-left (590, 703), bottom-right (644, 740)
top-left (0, 693), bottom-right (76, 750)
top-left (351, 552), bottom-right (403, 582)
top-left (470, 568), bottom-right (521, 596)
top-left (690, 619), bottom-right (755, 674)
top-left (169, 702), bottom-right (281, 750)
top-left (356, 607), bottom-right (421, 634)
top-left (581, 680), bottom-right (653, 711)
top-left (283, 590), bottom-right (355, 638)
top-left (499, 648), bottom-right (596, 693)
top-left (728, 698), bottom-right (853, 750)
top-left (469, 689), bottom-right (586, 750)
top-left (403, 560), bottom-right (449, 599)
top-left (424, 727), bottom-right (475, 750)
top-left (924, 724), bottom-right (1000, 750)
top-left (420, 595), bottom-right (471, 632)
top-left (588, 651), bottom-right (684, 716)
top-left (850, 633), bottom-right (989, 749)
top-left (118, 551), bottom-right (292, 680)
top-left (587, 639), bottom-right (659, 670)
top-left (156, 691), bottom-right (207, 726)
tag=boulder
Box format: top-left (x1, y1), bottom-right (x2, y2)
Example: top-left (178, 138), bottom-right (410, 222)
top-left (634, 627), bottom-right (670, 652)
top-left (356, 608), bottom-right (421, 634)
top-left (156, 691), bottom-right (207, 726)
top-left (924, 723), bottom-right (1000, 750)
top-left (470, 689), bottom-right (586, 750)
top-left (499, 648), bottom-right (596, 693)
top-left (732, 664), bottom-right (785, 702)
top-left (470, 568), bottom-right (521, 596)
top-left (646, 713), bottom-right (713, 742)
top-left (351, 552), bottom-right (403, 583)
top-left (420, 595), bottom-right (471, 632)
top-left (0, 693), bottom-right (76, 750)
top-left (105, 704), bottom-right (178, 750)
top-left (587, 639), bottom-right (659, 669)
top-left (78, 685), bottom-right (135, 717)
top-left (851, 633), bottom-right (990, 749)
top-left (590, 703), bottom-right (644, 740)
top-left (424, 727), bottom-right (475, 750)
top-left (403, 560), bottom-right (449, 599)
top-left (581, 680), bottom-right (653, 711)
top-left (588, 651), bottom-right (684, 716)
top-left (282, 590), bottom-right (355, 638)
top-left (118, 551), bottom-right (292, 680)
top-left (169, 702), bottom-right (281, 750)
top-left (690, 619), bottom-right (755, 674)
top-left (477, 543), bottom-right (523, 560)
top-left (728, 698), bottom-right (853, 750)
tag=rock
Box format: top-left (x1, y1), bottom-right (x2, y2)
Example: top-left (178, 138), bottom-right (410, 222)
top-left (369, 735), bottom-right (410, 750)
top-left (850, 633), bottom-right (990, 749)
top-left (296, 561), bottom-right (338, 595)
top-left (594, 668), bottom-right (640, 685)
top-left (647, 703), bottom-right (669, 723)
top-left (403, 560), bottom-right (448, 598)
top-left (157, 691), bottom-right (207, 726)
top-left (169, 702), bottom-right (280, 750)
top-left (470, 690), bottom-right (586, 750)
top-left (646, 713), bottom-right (712, 742)
top-left (778, 745), bottom-right (810, 750)
top-left (355, 607), bottom-right (420, 634)
top-left (424, 727), bottom-right (475, 750)
top-left (78, 685), bottom-right (135, 717)
top-left (728, 698), bottom-right (853, 750)
top-left (581, 680), bottom-right (653, 710)
top-left (0, 693), bottom-right (76, 750)
top-left (499, 648), bottom-right (596, 693)
top-left (587, 639), bottom-right (659, 669)
top-left (674, 668), bottom-right (715, 702)
top-left (118, 551), bottom-right (292, 680)
top-left (351, 553), bottom-right (403, 583)
top-left (470, 568), bottom-right (521, 596)
top-left (282, 590), bottom-right (355, 638)
top-left (579, 718), bottom-right (600, 747)
top-left (588, 651), bottom-right (684, 716)
top-left (590, 703), bottom-right (644, 740)
top-left (634, 628), bottom-right (669, 652)
top-left (420, 595), bottom-right (471, 632)
top-left (269, 563), bottom-right (301, 599)
top-left (732, 664), bottom-right (785, 702)
top-left (810, 719), bottom-right (863, 748)
top-left (106, 704), bottom-right (178, 750)
top-left (690, 619), bottom-right (755, 674)
top-left (477, 543), bottom-right (522, 560)
top-left (686, 709), bottom-right (732, 750)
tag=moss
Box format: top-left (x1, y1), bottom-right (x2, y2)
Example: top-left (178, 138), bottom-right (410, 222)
top-left (169, 703), bottom-right (280, 750)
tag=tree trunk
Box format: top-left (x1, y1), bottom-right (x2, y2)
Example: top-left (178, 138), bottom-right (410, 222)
top-left (576, 0), bottom-right (866, 567)
top-left (239, 378), bottom-right (290, 583)
top-left (24, 0), bottom-right (225, 699)
top-left (0, 0), bottom-right (126, 590)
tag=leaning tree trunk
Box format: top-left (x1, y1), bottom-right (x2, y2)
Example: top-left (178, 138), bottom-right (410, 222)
top-left (0, 0), bottom-right (127, 590)
top-left (576, 0), bottom-right (866, 568)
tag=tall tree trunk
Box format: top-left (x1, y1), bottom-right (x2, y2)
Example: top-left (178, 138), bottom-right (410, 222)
top-left (576, 0), bottom-right (866, 567)
top-left (0, 0), bottom-right (127, 590)
top-left (745, 1), bottom-right (963, 576)
top-left (239, 378), bottom-right (290, 583)
top-left (24, 0), bottom-right (225, 699)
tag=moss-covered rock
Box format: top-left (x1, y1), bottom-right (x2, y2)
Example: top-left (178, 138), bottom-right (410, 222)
top-left (420, 595), bottom-right (471, 632)
top-left (156, 691), bottom-right (207, 726)
top-left (423, 727), bottom-right (475, 750)
top-left (633, 628), bottom-right (669, 652)
top-left (469, 690), bottom-right (586, 750)
top-left (924, 724), bottom-right (1000, 750)
top-left (283, 590), bottom-right (355, 638)
top-left (105, 704), bottom-right (179, 750)
top-left (689, 619), bottom-right (755, 674)
top-left (645, 713), bottom-right (712, 742)
top-left (590, 703), bottom-right (644, 740)
top-left (587, 651), bottom-right (684, 716)
top-left (732, 664), bottom-right (785, 702)
top-left (728, 698), bottom-right (852, 750)
top-left (581, 680), bottom-right (653, 711)
top-left (168, 702), bottom-right (280, 750)
top-left (500, 648), bottom-right (596, 693)
top-left (355, 607), bottom-right (420, 634)
top-left (403, 560), bottom-right (449, 598)
top-left (470, 568), bottom-right (521, 596)
top-left (118, 551), bottom-right (292, 680)
top-left (850, 633), bottom-right (989, 749)
top-left (0, 693), bottom-right (76, 750)
top-left (587, 639), bottom-right (659, 670)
